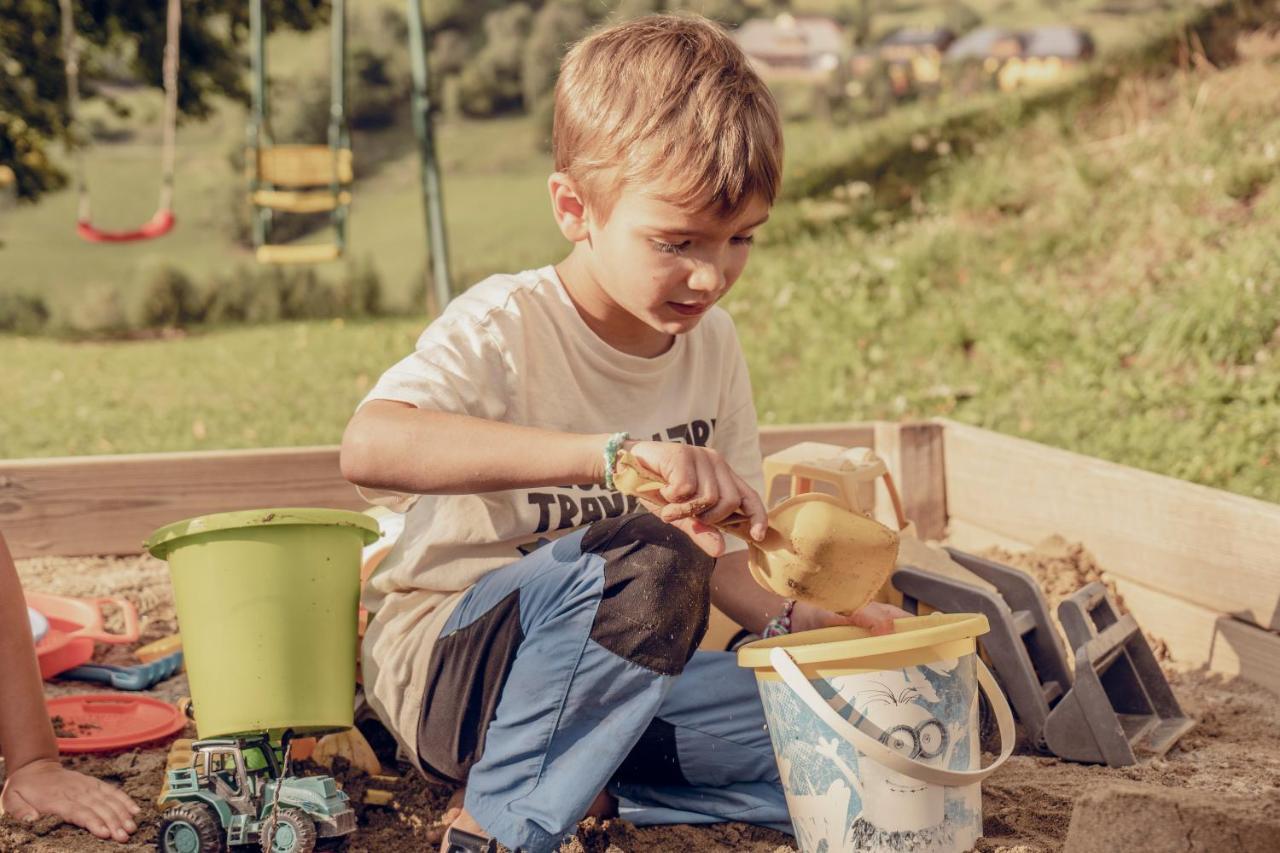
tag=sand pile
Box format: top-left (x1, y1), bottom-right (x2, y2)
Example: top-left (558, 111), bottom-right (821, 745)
top-left (3, 542), bottom-right (1277, 852)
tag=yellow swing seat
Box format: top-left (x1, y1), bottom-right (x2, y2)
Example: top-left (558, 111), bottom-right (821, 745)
top-left (251, 145), bottom-right (352, 264)
top-left (254, 145), bottom-right (353, 188)
top-left (251, 189), bottom-right (353, 214)
top-left (254, 243), bottom-right (343, 265)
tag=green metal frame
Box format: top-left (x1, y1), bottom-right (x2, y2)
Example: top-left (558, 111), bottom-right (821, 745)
top-left (247, 0), bottom-right (350, 257)
top-left (405, 0), bottom-right (453, 309)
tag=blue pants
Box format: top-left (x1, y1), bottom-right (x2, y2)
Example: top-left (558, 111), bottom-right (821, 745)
top-left (416, 513), bottom-right (790, 852)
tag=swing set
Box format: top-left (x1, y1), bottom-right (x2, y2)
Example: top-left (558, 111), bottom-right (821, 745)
top-left (58, 0), bottom-right (451, 304)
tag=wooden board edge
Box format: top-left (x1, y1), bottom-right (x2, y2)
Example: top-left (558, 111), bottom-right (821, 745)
top-left (1, 422), bottom-right (883, 560)
top-left (875, 421), bottom-right (947, 540)
top-left (1113, 577), bottom-right (1280, 697)
top-left (937, 418), bottom-right (1280, 632)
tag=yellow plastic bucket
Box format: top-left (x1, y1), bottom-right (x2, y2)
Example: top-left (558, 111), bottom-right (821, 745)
top-left (146, 508), bottom-right (379, 738)
top-left (738, 614), bottom-right (1015, 853)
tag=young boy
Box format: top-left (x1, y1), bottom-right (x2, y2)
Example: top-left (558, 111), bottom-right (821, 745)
top-left (0, 533), bottom-right (141, 844)
top-left (341, 14), bottom-right (904, 853)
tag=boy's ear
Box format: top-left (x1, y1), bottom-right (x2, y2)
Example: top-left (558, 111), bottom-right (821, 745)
top-left (548, 172), bottom-right (591, 243)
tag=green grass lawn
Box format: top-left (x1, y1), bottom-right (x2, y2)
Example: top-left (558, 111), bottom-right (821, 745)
top-left (2, 7), bottom-right (1276, 509)
top-left (0, 111), bottom-right (562, 317)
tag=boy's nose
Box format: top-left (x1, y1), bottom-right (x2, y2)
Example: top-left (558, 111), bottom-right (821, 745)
top-left (688, 260), bottom-right (725, 293)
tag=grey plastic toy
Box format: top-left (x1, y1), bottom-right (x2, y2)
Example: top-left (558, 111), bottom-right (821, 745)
top-left (1042, 582), bottom-right (1194, 766)
top-left (893, 548), bottom-right (1073, 750)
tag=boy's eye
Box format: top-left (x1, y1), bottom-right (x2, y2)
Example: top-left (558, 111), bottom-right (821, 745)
top-left (652, 239), bottom-right (689, 255)
top-left (731, 235), bottom-right (755, 246)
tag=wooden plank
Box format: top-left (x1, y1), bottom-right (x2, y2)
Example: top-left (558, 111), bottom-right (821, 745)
top-left (0, 447), bottom-right (363, 559)
top-left (1113, 577), bottom-right (1280, 697)
top-left (0, 423), bottom-right (880, 560)
top-left (875, 421), bottom-right (947, 540)
top-left (940, 419), bottom-right (1280, 631)
top-left (945, 517), bottom-right (1034, 553)
top-left (946, 519), bottom-right (1280, 695)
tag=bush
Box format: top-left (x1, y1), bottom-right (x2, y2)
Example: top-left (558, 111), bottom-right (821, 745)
top-left (0, 292), bottom-right (50, 334)
top-left (339, 256), bottom-right (383, 317)
top-left (137, 260), bottom-right (204, 327)
top-left (58, 284), bottom-right (130, 335)
top-left (203, 268), bottom-right (289, 325)
top-left (522, 2), bottom-right (591, 109)
top-left (455, 4), bottom-right (534, 117)
top-left (276, 267), bottom-right (341, 319)
top-left (348, 8), bottom-right (414, 130)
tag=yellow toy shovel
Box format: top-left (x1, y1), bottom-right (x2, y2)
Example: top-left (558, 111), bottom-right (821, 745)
top-left (613, 451), bottom-right (899, 614)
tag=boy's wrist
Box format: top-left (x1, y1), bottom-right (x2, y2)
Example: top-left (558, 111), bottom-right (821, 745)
top-left (601, 432), bottom-right (630, 489)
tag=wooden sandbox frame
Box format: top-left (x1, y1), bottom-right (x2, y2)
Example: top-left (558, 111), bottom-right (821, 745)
top-left (3, 419), bottom-right (1278, 696)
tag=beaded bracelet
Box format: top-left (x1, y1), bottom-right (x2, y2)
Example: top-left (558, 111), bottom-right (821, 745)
top-left (762, 598), bottom-right (796, 638)
top-left (602, 432), bottom-right (630, 490)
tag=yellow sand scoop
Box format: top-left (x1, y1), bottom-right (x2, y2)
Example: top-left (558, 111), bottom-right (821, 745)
top-left (613, 451), bottom-right (899, 614)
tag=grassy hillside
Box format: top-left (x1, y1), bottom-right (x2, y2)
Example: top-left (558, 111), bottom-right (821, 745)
top-left (0, 0), bottom-right (1209, 328)
top-left (3, 26), bottom-right (1277, 507)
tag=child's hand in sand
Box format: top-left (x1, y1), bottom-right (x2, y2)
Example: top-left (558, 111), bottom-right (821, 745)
top-left (791, 600), bottom-right (908, 636)
top-left (1, 758), bottom-right (140, 843)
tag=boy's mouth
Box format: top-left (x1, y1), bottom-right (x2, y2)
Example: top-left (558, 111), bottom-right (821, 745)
top-left (668, 301), bottom-right (711, 317)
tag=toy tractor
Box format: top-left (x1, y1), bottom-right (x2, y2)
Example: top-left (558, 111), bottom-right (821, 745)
top-left (156, 734), bottom-right (355, 853)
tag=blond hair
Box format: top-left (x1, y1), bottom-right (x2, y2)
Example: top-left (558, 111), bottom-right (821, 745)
top-left (553, 14), bottom-right (783, 219)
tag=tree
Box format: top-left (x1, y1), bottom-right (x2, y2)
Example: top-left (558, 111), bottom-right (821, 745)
top-left (455, 4), bottom-right (534, 117)
top-left (522, 1), bottom-right (591, 111)
top-left (666, 0), bottom-right (753, 27)
top-left (0, 0), bottom-right (328, 202)
top-left (942, 0), bottom-right (983, 37)
top-left (612, 0), bottom-right (664, 20)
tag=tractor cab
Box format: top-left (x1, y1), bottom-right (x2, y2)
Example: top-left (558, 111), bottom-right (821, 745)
top-left (193, 736), bottom-right (279, 813)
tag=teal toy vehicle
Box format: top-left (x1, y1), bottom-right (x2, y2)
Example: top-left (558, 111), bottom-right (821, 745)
top-left (156, 734), bottom-right (355, 853)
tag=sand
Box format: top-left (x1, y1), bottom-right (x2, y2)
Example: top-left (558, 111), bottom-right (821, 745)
top-left (3, 543), bottom-right (1278, 852)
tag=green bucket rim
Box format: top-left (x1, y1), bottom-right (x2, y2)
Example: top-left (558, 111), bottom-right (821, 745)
top-left (736, 612), bottom-right (989, 670)
top-left (145, 507), bottom-right (381, 560)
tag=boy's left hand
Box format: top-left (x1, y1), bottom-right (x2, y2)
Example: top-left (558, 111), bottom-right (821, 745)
top-left (790, 600), bottom-right (909, 636)
top-left (1, 758), bottom-right (140, 843)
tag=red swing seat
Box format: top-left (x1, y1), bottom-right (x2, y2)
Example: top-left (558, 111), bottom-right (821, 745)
top-left (76, 208), bottom-right (176, 243)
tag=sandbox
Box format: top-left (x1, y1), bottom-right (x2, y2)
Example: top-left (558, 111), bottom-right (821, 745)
top-left (3, 421), bottom-right (1278, 852)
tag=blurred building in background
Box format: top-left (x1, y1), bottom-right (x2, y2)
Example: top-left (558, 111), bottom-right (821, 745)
top-left (875, 27), bottom-right (956, 95)
top-left (999, 26), bottom-right (1096, 90)
top-left (946, 25), bottom-right (1095, 92)
top-left (735, 13), bottom-right (846, 83)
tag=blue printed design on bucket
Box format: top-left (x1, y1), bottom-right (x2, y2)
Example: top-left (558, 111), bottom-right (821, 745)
top-left (759, 656), bottom-right (982, 853)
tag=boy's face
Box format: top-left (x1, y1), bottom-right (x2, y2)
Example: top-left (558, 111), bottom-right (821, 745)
top-left (578, 182), bottom-right (770, 338)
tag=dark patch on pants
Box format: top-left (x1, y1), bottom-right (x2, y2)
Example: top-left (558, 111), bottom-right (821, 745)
top-left (581, 512), bottom-right (715, 675)
top-left (613, 716), bottom-right (689, 787)
top-left (416, 590), bottom-right (523, 784)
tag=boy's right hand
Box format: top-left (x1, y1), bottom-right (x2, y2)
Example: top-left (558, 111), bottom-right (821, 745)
top-left (624, 441), bottom-right (767, 557)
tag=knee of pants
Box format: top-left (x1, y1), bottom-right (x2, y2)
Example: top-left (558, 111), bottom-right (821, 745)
top-left (581, 512), bottom-right (716, 676)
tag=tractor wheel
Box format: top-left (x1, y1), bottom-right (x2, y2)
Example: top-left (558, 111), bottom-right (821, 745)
top-left (157, 802), bottom-right (225, 853)
top-left (259, 808), bottom-right (317, 853)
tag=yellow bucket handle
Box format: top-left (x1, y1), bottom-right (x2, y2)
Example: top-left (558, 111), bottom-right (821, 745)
top-left (770, 646), bottom-right (1015, 787)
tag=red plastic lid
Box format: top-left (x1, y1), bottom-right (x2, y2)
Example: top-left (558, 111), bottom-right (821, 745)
top-left (48, 694), bottom-right (187, 754)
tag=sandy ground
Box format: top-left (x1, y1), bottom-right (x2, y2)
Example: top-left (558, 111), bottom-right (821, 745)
top-left (3, 543), bottom-right (1278, 852)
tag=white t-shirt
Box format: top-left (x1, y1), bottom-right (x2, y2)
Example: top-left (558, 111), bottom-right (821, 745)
top-left (358, 265), bottom-right (763, 760)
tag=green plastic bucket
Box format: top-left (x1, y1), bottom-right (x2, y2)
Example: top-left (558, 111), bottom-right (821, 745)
top-left (146, 508), bottom-right (379, 739)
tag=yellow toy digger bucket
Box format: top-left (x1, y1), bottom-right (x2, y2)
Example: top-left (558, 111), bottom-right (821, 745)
top-left (145, 508), bottom-right (379, 738)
